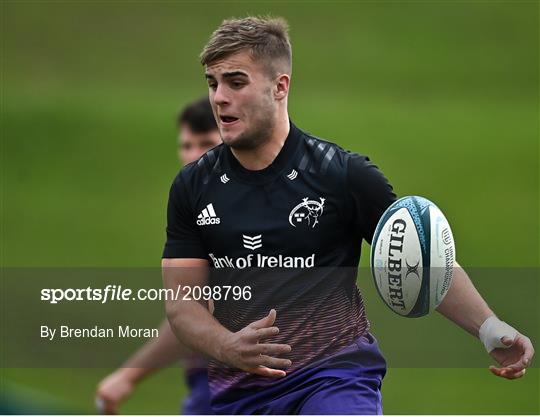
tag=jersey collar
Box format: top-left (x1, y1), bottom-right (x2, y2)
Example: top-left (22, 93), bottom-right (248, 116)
top-left (223, 121), bottom-right (302, 185)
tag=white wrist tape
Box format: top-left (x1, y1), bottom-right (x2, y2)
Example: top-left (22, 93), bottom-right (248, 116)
top-left (478, 315), bottom-right (518, 353)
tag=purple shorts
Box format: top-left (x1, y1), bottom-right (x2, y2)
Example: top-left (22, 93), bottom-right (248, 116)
top-left (182, 369), bottom-right (213, 415)
top-left (211, 333), bottom-right (386, 415)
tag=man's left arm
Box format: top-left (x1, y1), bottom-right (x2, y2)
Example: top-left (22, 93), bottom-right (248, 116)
top-left (346, 154), bottom-right (534, 379)
top-left (436, 262), bottom-right (535, 379)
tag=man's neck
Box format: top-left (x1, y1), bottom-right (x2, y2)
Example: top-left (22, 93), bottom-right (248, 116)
top-left (230, 115), bottom-right (290, 171)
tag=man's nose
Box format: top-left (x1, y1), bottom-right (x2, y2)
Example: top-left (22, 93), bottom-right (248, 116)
top-left (213, 84), bottom-right (230, 107)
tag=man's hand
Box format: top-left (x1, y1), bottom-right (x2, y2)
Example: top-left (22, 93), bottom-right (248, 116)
top-left (489, 333), bottom-right (534, 380)
top-left (219, 309), bottom-right (292, 378)
top-left (436, 265), bottom-right (534, 381)
top-left (95, 369), bottom-right (136, 414)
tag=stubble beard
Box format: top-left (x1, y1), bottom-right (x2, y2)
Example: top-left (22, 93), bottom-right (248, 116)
top-left (228, 116), bottom-right (275, 151)
top-left (225, 91), bottom-right (276, 151)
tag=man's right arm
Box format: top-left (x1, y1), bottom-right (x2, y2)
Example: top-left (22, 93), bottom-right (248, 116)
top-left (162, 257), bottom-right (292, 377)
top-left (162, 257), bottom-right (228, 361)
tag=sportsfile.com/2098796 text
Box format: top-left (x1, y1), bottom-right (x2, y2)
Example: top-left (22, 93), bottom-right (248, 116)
top-left (40, 285), bottom-right (252, 304)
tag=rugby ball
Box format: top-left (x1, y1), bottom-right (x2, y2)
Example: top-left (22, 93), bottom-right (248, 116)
top-left (370, 196), bottom-right (455, 317)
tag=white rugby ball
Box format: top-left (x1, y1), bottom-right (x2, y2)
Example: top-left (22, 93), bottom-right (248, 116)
top-left (370, 196), bottom-right (455, 317)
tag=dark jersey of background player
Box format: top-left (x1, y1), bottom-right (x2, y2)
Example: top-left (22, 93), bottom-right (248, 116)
top-left (164, 121), bottom-right (397, 412)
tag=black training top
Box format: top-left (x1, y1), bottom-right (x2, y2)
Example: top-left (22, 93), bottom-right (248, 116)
top-left (163, 122), bottom-right (397, 397)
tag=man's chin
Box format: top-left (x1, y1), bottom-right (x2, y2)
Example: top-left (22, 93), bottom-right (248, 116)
top-left (220, 130), bottom-right (243, 147)
top-left (220, 135), bottom-right (237, 146)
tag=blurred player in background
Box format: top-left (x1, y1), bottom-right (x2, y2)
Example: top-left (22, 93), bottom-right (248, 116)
top-left (95, 97), bottom-right (220, 414)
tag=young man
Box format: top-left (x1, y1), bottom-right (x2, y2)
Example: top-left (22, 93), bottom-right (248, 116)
top-left (162, 17), bottom-right (534, 414)
top-left (95, 98), bottom-right (220, 414)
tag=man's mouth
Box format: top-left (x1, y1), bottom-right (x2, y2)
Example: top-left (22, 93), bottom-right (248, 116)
top-left (219, 115), bottom-right (239, 126)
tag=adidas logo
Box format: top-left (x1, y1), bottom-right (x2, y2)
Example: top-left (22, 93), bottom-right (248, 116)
top-left (286, 169), bottom-right (298, 180)
top-left (220, 174), bottom-right (230, 184)
top-left (196, 203), bottom-right (220, 226)
top-left (243, 234), bottom-right (262, 250)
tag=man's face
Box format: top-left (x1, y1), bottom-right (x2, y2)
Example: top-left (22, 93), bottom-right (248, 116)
top-left (178, 124), bottom-right (221, 164)
top-left (205, 50), bottom-right (278, 150)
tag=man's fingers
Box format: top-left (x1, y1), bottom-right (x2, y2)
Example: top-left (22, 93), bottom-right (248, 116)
top-left (518, 336), bottom-right (534, 367)
top-left (489, 366), bottom-right (502, 377)
top-left (95, 397), bottom-right (105, 414)
top-left (244, 354), bottom-right (292, 369)
top-left (252, 343), bottom-right (292, 356)
top-left (506, 358), bottom-right (527, 372)
top-left (103, 402), bottom-right (118, 415)
top-left (500, 369), bottom-right (526, 379)
top-left (489, 365), bottom-right (510, 377)
top-left (489, 366), bottom-right (527, 380)
top-left (246, 326), bottom-right (280, 341)
top-left (247, 366), bottom-right (286, 378)
top-left (257, 354), bottom-right (292, 369)
top-left (500, 336), bottom-right (514, 346)
top-left (505, 336), bottom-right (534, 371)
top-left (248, 309), bottom-right (277, 330)
top-left (509, 369), bottom-right (526, 379)
top-left (95, 396), bottom-right (117, 415)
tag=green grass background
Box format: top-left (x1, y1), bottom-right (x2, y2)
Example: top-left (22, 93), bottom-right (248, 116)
top-left (1, 0), bottom-right (538, 414)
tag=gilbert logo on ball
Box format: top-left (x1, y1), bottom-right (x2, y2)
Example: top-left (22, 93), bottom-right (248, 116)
top-left (370, 196), bottom-right (455, 317)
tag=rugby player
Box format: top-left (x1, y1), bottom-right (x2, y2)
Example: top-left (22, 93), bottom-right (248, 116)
top-left (96, 97), bottom-right (220, 414)
top-left (162, 17), bottom-right (534, 414)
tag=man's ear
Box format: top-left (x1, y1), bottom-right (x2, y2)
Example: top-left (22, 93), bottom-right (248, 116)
top-left (274, 74), bottom-right (290, 101)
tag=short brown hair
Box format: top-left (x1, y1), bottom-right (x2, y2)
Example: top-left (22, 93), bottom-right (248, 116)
top-left (177, 97), bottom-right (217, 133)
top-left (200, 16), bottom-right (292, 77)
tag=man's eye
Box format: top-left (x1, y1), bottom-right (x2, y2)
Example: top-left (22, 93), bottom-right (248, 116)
top-left (231, 81), bottom-right (244, 88)
top-left (208, 83), bottom-right (217, 90)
